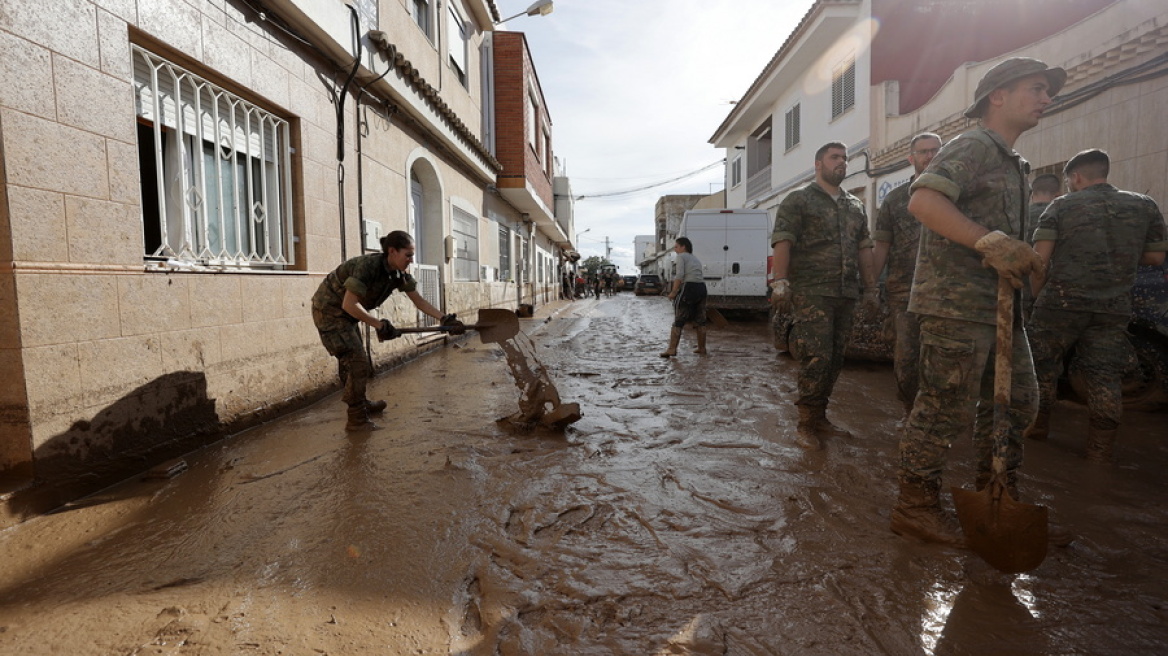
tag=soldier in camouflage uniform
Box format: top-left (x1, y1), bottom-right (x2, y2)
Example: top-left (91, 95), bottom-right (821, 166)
top-left (1021, 173), bottom-right (1061, 319)
top-left (873, 132), bottom-right (942, 418)
top-left (312, 230), bottom-right (464, 431)
top-left (891, 58), bottom-right (1065, 546)
top-left (770, 142), bottom-right (880, 450)
top-left (1026, 149), bottom-right (1168, 461)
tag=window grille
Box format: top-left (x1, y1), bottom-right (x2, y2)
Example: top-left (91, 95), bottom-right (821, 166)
top-left (132, 46), bottom-right (294, 268)
top-left (498, 225), bottom-right (511, 281)
top-left (413, 263), bottom-right (441, 327)
top-left (785, 103), bottom-right (801, 151)
top-left (451, 206), bottom-right (480, 281)
top-left (832, 57), bottom-right (856, 119)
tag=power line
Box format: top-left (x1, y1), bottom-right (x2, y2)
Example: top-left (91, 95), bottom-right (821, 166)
top-left (574, 160), bottom-right (724, 200)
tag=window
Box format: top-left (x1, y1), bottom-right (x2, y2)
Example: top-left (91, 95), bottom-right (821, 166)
top-left (413, 0), bottom-right (433, 40)
top-left (447, 2), bottom-right (468, 87)
top-left (785, 103), bottom-right (800, 151)
top-left (528, 93), bottom-right (539, 147)
top-left (451, 206), bottom-right (479, 281)
top-left (831, 57), bottom-right (855, 119)
top-left (731, 156), bottom-right (742, 187)
top-left (132, 46), bottom-right (293, 267)
top-left (748, 118), bottom-right (772, 176)
top-left (498, 224), bottom-right (511, 281)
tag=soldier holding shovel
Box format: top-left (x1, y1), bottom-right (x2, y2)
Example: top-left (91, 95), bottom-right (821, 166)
top-left (312, 230), bottom-right (465, 432)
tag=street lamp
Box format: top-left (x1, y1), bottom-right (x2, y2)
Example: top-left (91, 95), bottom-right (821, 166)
top-left (496, 0), bottom-right (554, 24)
top-left (575, 227), bottom-right (590, 248)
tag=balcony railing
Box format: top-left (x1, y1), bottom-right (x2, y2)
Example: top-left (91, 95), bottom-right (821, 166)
top-left (746, 165), bottom-right (772, 201)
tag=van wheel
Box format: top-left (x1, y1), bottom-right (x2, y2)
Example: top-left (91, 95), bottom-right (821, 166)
top-left (1068, 332), bottom-right (1168, 412)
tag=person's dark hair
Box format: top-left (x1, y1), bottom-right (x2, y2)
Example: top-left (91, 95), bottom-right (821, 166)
top-left (379, 230), bottom-right (414, 253)
top-left (1064, 148), bottom-right (1110, 180)
top-left (1031, 173), bottom-right (1061, 197)
top-left (909, 132), bottom-right (941, 150)
top-left (675, 236), bottom-right (693, 253)
top-left (815, 141), bottom-right (847, 162)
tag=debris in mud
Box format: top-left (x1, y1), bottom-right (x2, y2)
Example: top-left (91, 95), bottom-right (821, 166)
top-left (142, 458), bottom-right (189, 480)
top-left (496, 334), bottom-right (582, 430)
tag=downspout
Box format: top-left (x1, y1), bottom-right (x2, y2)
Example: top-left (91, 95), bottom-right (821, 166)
top-left (333, 6), bottom-right (363, 262)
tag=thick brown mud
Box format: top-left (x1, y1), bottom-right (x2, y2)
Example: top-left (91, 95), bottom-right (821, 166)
top-left (0, 293), bottom-right (1166, 655)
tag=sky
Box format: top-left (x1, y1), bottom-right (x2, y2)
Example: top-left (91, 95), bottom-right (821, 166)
top-left (498, 0), bottom-right (819, 273)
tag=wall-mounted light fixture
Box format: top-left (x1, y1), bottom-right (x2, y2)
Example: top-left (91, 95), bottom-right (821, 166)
top-left (496, 0), bottom-right (554, 24)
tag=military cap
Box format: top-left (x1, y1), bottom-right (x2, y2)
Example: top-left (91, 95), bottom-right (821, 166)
top-left (964, 57), bottom-right (1067, 119)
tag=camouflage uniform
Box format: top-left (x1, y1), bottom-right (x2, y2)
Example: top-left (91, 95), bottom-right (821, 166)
top-left (902, 127), bottom-right (1037, 486)
top-left (873, 179), bottom-right (922, 410)
top-left (1029, 183), bottom-right (1168, 429)
top-left (311, 253), bottom-right (417, 409)
top-left (772, 182), bottom-right (873, 407)
top-left (1020, 200), bottom-right (1050, 318)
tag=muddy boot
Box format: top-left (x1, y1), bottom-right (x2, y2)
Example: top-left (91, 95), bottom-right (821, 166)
top-left (659, 327), bottom-right (682, 358)
top-left (811, 404), bottom-right (852, 439)
top-left (1024, 410), bottom-right (1050, 441)
top-left (366, 399), bottom-right (387, 414)
top-left (345, 405), bottom-right (381, 432)
top-left (794, 406), bottom-right (821, 450)
top-left (1085, 426), bottom-right (1118, 463)
top-left (693, 326), bottom-right (708, 355)
top-left (890, 479), bottom-right (965, 547)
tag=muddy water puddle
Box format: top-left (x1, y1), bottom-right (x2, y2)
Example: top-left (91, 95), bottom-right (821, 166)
top-left (0, 294), bottom-right (1166, 655)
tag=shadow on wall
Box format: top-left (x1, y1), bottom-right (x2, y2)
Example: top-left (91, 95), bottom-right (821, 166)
top-left (2, 371), bottom-right (220, 527)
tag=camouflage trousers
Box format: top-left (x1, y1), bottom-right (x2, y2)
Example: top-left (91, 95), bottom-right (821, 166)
top-left (313, 309), bottom-right (372, 409)
top-left (789, 293), bottom-right (855, 407)
top-left (1028, 307), bottom-right (1129, 430)
top-left (899, 315), bottom-right (1037, 486)
top-left (889, 296), bottom-right (921, 411)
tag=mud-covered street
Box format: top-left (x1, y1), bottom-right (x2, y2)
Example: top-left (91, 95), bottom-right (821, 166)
top-left (1, 292), bottom-right (1166, 655)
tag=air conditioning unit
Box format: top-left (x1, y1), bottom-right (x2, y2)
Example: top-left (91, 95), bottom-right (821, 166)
top-left (363, 220), bottom-right (383, 251)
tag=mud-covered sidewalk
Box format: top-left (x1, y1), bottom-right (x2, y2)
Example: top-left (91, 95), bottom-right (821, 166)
top-left (0, 293), bottom-right (1166, 655)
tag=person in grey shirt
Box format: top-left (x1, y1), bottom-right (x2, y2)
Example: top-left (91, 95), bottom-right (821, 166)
top-left (661, 237), bottom-right (710, 357)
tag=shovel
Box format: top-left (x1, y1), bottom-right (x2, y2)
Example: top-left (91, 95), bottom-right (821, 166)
top-left (952, 276), bottom-right (1049, 573)
top-left (394, 308), bottom-right (520, 345)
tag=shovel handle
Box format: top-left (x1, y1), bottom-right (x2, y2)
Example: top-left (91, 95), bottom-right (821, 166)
top-left (394, 324), bottom-right (488, 334)
top-left (991, 275), bottom-right (1016, 474)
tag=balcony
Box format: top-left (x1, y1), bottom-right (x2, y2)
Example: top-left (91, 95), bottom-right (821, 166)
top-left (746, 165), bottom-right (772, 201)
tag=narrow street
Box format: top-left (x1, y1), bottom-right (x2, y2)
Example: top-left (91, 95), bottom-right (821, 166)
top-left (0, 292), bottom-right (1166, 655)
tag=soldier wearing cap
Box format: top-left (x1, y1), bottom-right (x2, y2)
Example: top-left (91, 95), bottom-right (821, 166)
top-left (890, 58), bottom-right (1065, 546)
top-left (1026, 149), bottom-right (1168, 460)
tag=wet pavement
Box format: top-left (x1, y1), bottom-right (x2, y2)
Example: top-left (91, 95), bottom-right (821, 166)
top-left (1, 292), bottom-right (1166, 655)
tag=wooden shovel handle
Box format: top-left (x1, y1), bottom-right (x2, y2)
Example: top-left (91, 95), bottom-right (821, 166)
top-left (994, 276), bottom-right (1014, 407)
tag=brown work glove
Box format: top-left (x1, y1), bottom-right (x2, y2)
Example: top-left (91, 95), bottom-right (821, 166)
top-left (440, 313), bottom-right (466, 335)
top-left (974, 230), bottom-right (1042, 289)
top-left (769, 279), bottom-right (792, 313)
top-left (376, 318), bottom-right (401, 342)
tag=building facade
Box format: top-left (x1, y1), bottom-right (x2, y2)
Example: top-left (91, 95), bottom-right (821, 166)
top-left (0, 0), bottom-right (571, 522)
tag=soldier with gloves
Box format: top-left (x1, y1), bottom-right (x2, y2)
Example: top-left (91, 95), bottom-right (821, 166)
top-left (892, 57), bottom-right (1065, 547)
top-left (311, 230), bottom-right (465, 431)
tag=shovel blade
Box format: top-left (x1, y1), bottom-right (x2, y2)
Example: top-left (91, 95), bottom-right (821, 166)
top-left (475, 308), bottom-right (520, 345)
top-left (953, 481), bottom-right (1049, 573)
top-left (705, 308), bottom-right (730, 329)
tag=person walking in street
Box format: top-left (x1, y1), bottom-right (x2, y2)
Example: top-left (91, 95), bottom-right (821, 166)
top-left (872, 132), bottom-right (942, 419)
top-left (660, 237), bottom-right (709, 357)
top-left (770, 142), bottom-right (880, 450)
top-left (312, 230), bottom-right (465, 432)
top-left (891, 58), bottom-right (1064, 546)
top-left (1025, 149), bottom-right (1167, 460)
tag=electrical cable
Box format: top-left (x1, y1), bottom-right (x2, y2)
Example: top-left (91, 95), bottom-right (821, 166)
top-left (573, 160), bottom-right (725, 200)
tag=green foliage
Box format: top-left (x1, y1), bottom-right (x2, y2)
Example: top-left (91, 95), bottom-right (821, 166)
top-left (580, 255), bottom-right (615, 275)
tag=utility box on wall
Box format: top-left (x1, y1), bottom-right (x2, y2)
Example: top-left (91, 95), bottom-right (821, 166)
top-left (363, 220), bottom-right (383, 251)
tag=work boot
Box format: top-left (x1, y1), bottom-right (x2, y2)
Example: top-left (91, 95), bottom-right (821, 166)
top-left (659, 327), bottom-right (682, 358)
top-left (794, 405), bottom-right (821, 450)
top-left (345, 405), bottom-right (381, 432)
top-left (366, 399), bottom-right (388, 414)
top-left (1024, 410), bottom-right (1050, 441)
top-left (693, 326), bottom-right (708, 355)
top-left (810, 404), bottom-right (852, 438)
top-left (890, 479), bottom-right (965, 547)
top-left (1085, 426), bottom-right (1118, 463)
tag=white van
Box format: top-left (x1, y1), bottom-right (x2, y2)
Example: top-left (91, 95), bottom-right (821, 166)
top-left (676, 208), bottom-right (773, 312)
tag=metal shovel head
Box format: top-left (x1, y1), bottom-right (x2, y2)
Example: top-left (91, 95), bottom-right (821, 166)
top-left (475, 308), bottom-right (520, 345)
top-left (952, 477), bottom-right (1049, 573)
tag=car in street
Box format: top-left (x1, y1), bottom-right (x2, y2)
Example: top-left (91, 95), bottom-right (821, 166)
top-left (620, 275), bottom-right (639, 292)
top-left (634, 274), bottom-right (664, 296)
top-left (770, 263), bottom-right (1168, 411)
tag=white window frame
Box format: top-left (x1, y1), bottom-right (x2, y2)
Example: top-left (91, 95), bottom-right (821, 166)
top-left (413, 0), bottom-right (434, 41)
top-left (528, 92), bottom-right (539, 148)
top-left (447, 2), bottom-right (469, 87)
top-left (730, 156), bottom-right (742, 187)
top-left (132, 45), bottom-right (294, 268)
top-left (831, 56), bottom-right (856, 120)
top-left (451, 205), bottom-right (480, 281)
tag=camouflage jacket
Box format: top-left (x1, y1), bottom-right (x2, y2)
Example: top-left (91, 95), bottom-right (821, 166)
top-left (873, 178), bottom-right (920, 301)
top-left (1033, 182), bottom-right (1168, 316)
top-left (1026, 200), bottom-right (1049, 245)
top-left (312, 253), bottom-right (417, 331)
top-left (771, 181), bottom-right (873, 299)
top-left (908, 127), bottom-right (1031, 325)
